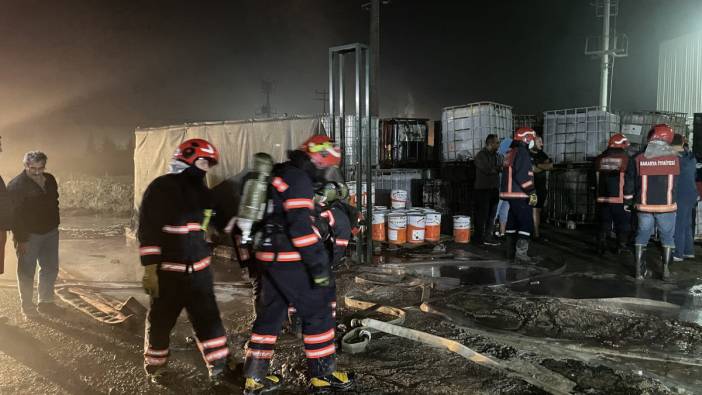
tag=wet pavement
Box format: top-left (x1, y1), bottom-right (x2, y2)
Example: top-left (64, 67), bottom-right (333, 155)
top-left (0, 217), bottom-right (701, 393)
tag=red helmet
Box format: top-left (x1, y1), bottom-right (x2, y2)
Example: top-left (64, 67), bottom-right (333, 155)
top-left (173, 138), bottom-right (219, 165)
top-left (514, 127), bottom-right (537, 144)
top-left (648, 124), bottom-right (674, 144)
top-left (608, 133), bottom-right (630, 149)
top-left (300, 135), bottom-right (341, 168)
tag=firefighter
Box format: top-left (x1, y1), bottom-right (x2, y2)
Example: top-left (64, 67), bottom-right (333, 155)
top-left (500, 127), bottom-right (539, 264)
top-left (138, 139), bottom-right (231, 385)
top-left (595, 133), bottom-right (635, 255)
top-left (243, 135), bottom-right (354, 394)
top-left (627, 124), bottom-right (680, 281)
top-left (316, 182), bottom-right (357, 321)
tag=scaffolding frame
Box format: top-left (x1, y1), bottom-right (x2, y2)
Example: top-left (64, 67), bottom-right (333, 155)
top-left (328, 43), bottom-right (373, 265)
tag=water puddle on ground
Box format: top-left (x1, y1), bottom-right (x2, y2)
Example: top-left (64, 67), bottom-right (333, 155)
top-left (440, 266), bottom-right (533, 285)
top-left (511, 275), bottom-right (702, 326)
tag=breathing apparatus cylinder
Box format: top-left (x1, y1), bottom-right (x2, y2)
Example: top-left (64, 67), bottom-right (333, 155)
top-left (237, 152), bottom-right (274, 243)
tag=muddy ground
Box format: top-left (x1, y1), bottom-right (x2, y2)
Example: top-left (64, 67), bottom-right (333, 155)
top-left (0, 217), bottom-right (700, 394)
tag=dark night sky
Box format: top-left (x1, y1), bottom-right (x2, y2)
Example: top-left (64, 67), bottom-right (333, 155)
top-left (1, 0), bottom-right (701, 170)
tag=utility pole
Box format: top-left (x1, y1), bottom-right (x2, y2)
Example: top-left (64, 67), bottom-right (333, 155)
top-left (599, 0), bottom-right (611, 111)
top-left (314, 89), bottom-right (329, 114)
top-left (585, 0), bottom-right (628, 111)
top-left (257, 80), bottom-right (274, 118)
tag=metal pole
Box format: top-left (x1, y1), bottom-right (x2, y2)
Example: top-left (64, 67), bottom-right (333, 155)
top-left (370, 0), bottom-right (380, 116)
top-left (355, 46), bottom-right (364, 264)
top-left (365, 47), bottom-right (373, 266)
top-left (339, 54), bottom-right (346, 173)
top-left (599, 0), bottom-right (611, 111)
top-left (328, 51), bottom-right (335, 139)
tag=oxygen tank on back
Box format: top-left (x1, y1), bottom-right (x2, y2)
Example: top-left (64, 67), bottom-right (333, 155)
top-left (237, 152), bottom-right (274, 243)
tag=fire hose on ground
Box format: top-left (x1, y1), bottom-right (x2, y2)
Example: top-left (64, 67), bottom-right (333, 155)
top-left (342, 296), bottom-right (575, 395)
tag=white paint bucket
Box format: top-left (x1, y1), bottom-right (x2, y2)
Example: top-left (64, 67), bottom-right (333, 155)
top-left (390, 189), bottom-right (408, 209)
top-left (453, 215), bottom-right (471, 243)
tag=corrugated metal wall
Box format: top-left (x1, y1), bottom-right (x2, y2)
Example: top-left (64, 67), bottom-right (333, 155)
top-left (657, 31), bottom-right (702, 117)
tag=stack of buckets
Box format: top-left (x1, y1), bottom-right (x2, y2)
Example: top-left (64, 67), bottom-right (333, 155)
top-left (348, 181), bottom-right (374, 206)
top-left (369, 189), bottom-right (472, 245)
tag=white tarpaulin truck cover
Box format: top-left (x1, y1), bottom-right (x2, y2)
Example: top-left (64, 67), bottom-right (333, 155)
top-left (133, 116), bottom-right (323, 210)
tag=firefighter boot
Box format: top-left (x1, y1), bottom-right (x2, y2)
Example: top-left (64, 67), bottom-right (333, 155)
top-left (505, 234), bottom-right (516, 260)
top-left (635, 245), bottom-right (647, 281)
top-left (515, 238), bottom-right (535, 265)
top-left (145, 367), bottom-right (169, 386)
top-left (208, 359), bottom-right (233, 387)
top-left (597, 232), bottom-right (608, 255)
top-left (662, 246), bottom-right (672, 281)
top-left (310, 371), bottom-right (355, 393)
top-left (243, 375), bottom-right (283, 395)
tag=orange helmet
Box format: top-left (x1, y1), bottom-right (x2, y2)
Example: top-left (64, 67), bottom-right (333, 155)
top-left (300, 135), bottom-right (341, 168)
top-left (608, 133), bottom-right (630, 149)
top-left (514, 127), bottom-right (537, 144)
top-left (173, 138), bottom-right (219, 166)
top-left (648, 124), bottom-right (674, 144)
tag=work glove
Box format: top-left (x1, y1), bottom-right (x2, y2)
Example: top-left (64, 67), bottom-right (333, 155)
top-left (623, 199), bottom-right (634, 213)
top-left (309, 264), bottom-right (331, 288)
top-left (142, 265), bottom-right (159, 298)
top-left (528, 193), bottom-right (538, 207)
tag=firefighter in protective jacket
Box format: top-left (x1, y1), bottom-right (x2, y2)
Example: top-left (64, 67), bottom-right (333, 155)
top-left (243, 135), bottom-right (354, 394)
top-left (594, 133), bottom-right (635, 255)
top-left (626, 124), bottom-right (680, 281)
top-left (315, 182), bottom-right (356, 320)
top-left (500, 128), bottom-right (539, 264)
top-left (138, 139), bottom-right (231, 385)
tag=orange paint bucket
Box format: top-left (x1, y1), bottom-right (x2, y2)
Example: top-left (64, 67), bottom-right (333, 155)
top-left (347, 181), bottom-right (358, 206)
top-left (424, 210), bottom-right (441, 242)
top-left (407, 211), bottom-right (425, 244)
top-left (372, 211), bottom-right (387, 241)
top-left (453, 215), bottom-right (471, 244)
top-left (387, 213), bottom-right (407, 245)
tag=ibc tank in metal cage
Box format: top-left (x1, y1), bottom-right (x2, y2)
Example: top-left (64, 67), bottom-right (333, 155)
top-left (543, 107), bottom-right (620, 164)
top-left (546, 163), bottom-right (597, 225)
top-left (441, 102), bottom-right (513, 161)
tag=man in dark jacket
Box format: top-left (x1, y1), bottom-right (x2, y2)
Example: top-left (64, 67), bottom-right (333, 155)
top-left (138, 139), bottom-right (231, 385)
top-left (530, 135), bottom-right (552, 241)
top-left (8, 151), bottom-right (60, 319)
top-left (0, 136), bottom-right (9, 275)
top-left (473, 134), bottom-right (501, 245)
top-left (671, 134), bottom-right (697, 261)
top-left (500, 128), bottom-right (539, 264)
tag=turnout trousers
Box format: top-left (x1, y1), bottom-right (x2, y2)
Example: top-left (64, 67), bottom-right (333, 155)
top-left (245, 260), bottom-right (336, 379)
top-left (598, 203), bottom-right (631, 236)
top-left (505, 198), bottom-right (533, 240)
top-left (144, 266), bottom-right (229, 375)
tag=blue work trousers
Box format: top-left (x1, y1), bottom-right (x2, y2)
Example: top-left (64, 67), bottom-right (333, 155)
top-left (16, 228), bottom-right (59, 307)
top-left (674, 200), bottom-right (695, 258)
top-left (635, 212), bottom-right (675, 248)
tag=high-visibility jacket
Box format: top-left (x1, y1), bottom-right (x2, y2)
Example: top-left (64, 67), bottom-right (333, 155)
top-left (499, 142), bottom-right (534, 200)
top-left (628, 153), bottom-right (680, 213)
top-left (255, 161), bottom-right (328, 274)
top-left (594, 148), bottom-right (635, 204)
top-left (138, 170), bottom-right (215, 272)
